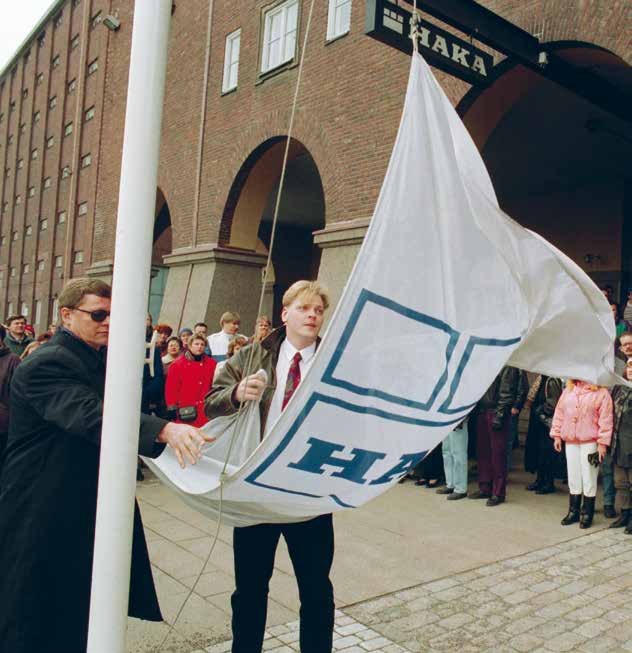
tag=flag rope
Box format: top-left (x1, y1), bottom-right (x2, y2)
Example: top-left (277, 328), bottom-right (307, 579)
top-left (153, 0), bottom-right (317, 648)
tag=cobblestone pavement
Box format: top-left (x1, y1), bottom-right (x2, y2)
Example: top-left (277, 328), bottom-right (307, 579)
top-left (195, 528), bottom-right (632, 653)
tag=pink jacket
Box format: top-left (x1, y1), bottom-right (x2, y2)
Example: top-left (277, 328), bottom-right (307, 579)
top-left (550, 381), bottom-right (613, 446)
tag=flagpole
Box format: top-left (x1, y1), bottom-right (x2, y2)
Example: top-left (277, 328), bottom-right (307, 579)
top-left (87, 3), bottom-right (172, 652)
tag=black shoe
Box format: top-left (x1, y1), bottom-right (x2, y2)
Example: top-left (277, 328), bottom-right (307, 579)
top-left (580, 496), bottom-right (596, 529)
top-left (486, 495), bottom-right (505, 507)
top-left (447, 492), bottom-right (467, 500)
top-left (414, 478), bottom-right (428, 486)
top-left (427, 479), bottom-right (444, 489)
top-left (625, 522), bottom-right (632, 535)
top-left (436, 487), bottom-right (454, 495)
top-left (469, 491), bottom-right (491, 500)
top-left (561, 494), bottom-right (581, 525)
top-left (526, 481), bottom-right (541, 491)
top-left (535, 484), bottom-right (556, 495)
top-left (604, 505), bottom-right (617, 519)
top-left (136, 466), bottom-right (144, 482)
top-left (610, 509), bottom-right (630, 528)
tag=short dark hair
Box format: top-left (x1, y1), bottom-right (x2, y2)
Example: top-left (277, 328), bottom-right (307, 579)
top-left (194, 322), bottom-right (207, 329)
top-left (6, 315), bottom-right (26, 326)
top-left (0, 324), bottom-right (5, 341)
top-left (58, 278), bottom-right (111, 310)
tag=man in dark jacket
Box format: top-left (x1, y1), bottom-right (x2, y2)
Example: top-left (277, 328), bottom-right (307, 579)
top-left (0, 324), bottom-right (20, 473)
top-left (0, 278), bottom-right (210, 653)
top-left (4, 315), bottom-right (34, 357)
top-left (206, 280), bottom-right (335, 653)
top-left (469, 365), bottom-right (527, 506)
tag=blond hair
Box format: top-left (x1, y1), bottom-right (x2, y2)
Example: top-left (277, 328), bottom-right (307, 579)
top-left (220, 311), bottom-right (240, 326)
top-left (566, 379), bottom-right (603, 392)
top-left (282, 280), bottom-right (330, 310)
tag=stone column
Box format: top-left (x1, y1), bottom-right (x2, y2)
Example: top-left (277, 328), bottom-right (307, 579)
top-left (159, 245), bottom-right (268, 334)
top-left (313, 218), bottom-right (370, 322)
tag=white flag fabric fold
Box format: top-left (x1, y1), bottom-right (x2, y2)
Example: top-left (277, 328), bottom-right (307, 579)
top-left (144, 52), bottom-right (623, 527)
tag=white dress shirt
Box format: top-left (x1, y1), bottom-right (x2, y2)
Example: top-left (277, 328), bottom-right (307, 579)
top-left (265, 338), bottom-right (316, 437)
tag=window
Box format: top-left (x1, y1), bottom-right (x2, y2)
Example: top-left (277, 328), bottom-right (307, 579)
top-left (36, 72), bottom-right (44, 86)
top-left (38, 32), bottom-right (46, 48)
top-left (52, 54), bottom-right (61, 69)
top-left (7, 303), bottom-right (14, 317)
top-left (40, 218), bottom-right (48, 231)
top-left (21, 302), bottom-right (29, 317)
top-left (261, 0), bottom-right (299, 74)
top-left (71, 34), bottom-right (80, 50)
top-left (55, 256), bottom-right (63, 268)
top-left (10, 100), bottom-right (16, 112)
top-left (0, 112), bottom-right (3, 123)
top-left (22, 88), bottom-right (29, 99)
top-left (15, 196), bottom-right (21, 206)
top-left (23, 263), bottom-right (30, 274)
top-left (33, 110), bottom-right (40, 123)
top-left (10, 268), bottom-right (16, 278)
top-left (19, 122), bottom-right (26, 134)
top-left (0, 236), bottom-right (5, 246)
top-left (46, 136), bottom-right (55, 149)
top-left (52, 298), bottom-right (59, 320)
top-left (49, 95), bottom-right (57, 109)
top-left (84, 106), bottom-right (95, 122)
top-left (64, 122), bottom-right (73, 136)
top-left (73, 0), bottom-right (81, 7)
top-left (54, 12), bottom-right (63, 29)
top-left (26, 225), bottom-right (33, 237)
top-left (77, 201), bottom-right (88, 215)
top-left (35, 300), bottom-right (41, 325)
top-left (74, 251), bottom-right (84, 263)
top-left (91, 12), bottom-right (102, 29)
top-left (61, 166), bottom-right (72, 179)
top-left (2, 202), bottom-right (7, 213)
top-left (44, 177), bottom-right (51, 189)
top-left (58, 211), bottom-right (66, 224)
top-left (7, 134), bottom-right (13, 145)
top-left (87, 58), bottom-right (98, 75)
top-left (12, 231), bottom-right (18, 241)
top-left (68, 78), bottom-right (76, 93)
top-left (222, 29), bottom-right (241, 93)
top-left (81, 153), bottom-right (92, 168)
top-left (31, 148), bottom-right (38, 160)
top-left (17, 159), bottom-right (23, 169)
top-left (28, 186), bottom-right (35, 198)
top-left (37, 259), bottom-right (45, 271)
top-left (24, 49), bottom-right (31, 64)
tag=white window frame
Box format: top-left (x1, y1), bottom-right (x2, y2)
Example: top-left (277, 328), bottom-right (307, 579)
top-left (55, 256), bottom-right (63, 268)
top-left (21, 302), bottom-right (29, 318)
top-left (326, 0), bottom-right (352, 41)
top-left (261, 0), bottom-right (299, 75)
top-left (222, 29), bottom-right (241, 93)
top-left (35, 299), bottom-right (42, 325)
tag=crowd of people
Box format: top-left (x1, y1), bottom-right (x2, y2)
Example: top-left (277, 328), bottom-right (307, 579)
top-left (400, 287), bottom-right (632, 533)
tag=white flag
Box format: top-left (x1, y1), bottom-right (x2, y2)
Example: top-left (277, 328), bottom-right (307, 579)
top-left (145, 52), bottom-right (622, 526)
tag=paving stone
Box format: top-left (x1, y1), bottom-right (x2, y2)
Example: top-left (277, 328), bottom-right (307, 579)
top-left (544, 631), bottom-right (588, 652)
top-left (577, 636), bottom-right (621, 653)
top-left (360, 637), bottom-right (392, 651)
top-left (204, 641), bottom-right (231, 653)
top-left (436, 612), bottom-right (474, 631)
top-left (566, 606), bottom-right (606, 622)
top-left (508, 633), bottom-right (545, 652)
top-left (574, 617), bottom-right (612, 639)
top-left (332, 635), bottom-right (362, 650)
top-left (336, 623), bottom-right (368, 637)
top-left (423, 577), bottom-right (459, 593)
top-left (277, 631), bottom-right (300, 645)
top-left (504, 615), bottom-right (546, 636)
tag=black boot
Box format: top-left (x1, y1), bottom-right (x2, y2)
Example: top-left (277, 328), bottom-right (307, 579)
top-left (610, 509), bottom-right (631, 529)
top-left (580, 496), bottom-right (596, 529)
top-left (561, 494), bottom-right (581, 525)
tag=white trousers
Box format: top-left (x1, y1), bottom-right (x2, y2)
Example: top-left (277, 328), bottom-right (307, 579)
top-left (565, 442), bottom-right (598, 497)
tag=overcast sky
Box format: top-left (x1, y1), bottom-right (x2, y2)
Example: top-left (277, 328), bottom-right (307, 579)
top-left (0, 1), bottom-right (54, 71)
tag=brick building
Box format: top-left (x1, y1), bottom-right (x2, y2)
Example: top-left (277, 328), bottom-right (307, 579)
top-left (0, 0), bottom-right (630, 333)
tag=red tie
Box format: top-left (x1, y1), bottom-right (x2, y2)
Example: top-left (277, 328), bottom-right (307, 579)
top-left (282, 352), bottom-right (302, 411)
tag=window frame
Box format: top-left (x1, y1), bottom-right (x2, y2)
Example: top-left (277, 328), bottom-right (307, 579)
top-left (326, 0), bottom-right (352, 41)
top-left (260, 0), bottom-right (300, 76)
top-left (222, 29), bottom-right (242, 94)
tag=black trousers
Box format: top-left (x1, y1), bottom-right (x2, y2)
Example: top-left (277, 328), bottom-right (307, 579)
top-left (231, 513), bottom-right (335, 653)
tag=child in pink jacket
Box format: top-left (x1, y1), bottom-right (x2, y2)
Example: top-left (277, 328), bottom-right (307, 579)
top-left (550, 380), bottom-right (613, 529)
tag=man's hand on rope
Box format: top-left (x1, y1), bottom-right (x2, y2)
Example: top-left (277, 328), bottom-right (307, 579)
top-left (157, 423), bottom-right (215, 469)
top-left (235, 372), bottom-right (267, 403)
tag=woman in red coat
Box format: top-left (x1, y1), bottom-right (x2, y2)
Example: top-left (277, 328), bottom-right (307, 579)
top-left (165, 334), bottom-right (216, 428)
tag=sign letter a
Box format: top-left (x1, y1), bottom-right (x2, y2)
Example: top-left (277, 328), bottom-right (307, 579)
top-left (431, 35), bottom-right (450, 58)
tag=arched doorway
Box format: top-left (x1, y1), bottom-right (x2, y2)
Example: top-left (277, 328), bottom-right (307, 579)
top-left (459, 44), bottom-right (632, 303)
top-left (149, 188), bottom-right (172, 321)
top-left (222, 138), bottom-right (325, 325)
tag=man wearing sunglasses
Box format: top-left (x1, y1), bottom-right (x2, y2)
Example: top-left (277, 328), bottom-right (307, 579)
top-left (0, 278), bottom-right (213, 653)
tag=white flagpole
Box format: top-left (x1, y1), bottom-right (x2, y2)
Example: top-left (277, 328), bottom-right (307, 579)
top-left (87, 2), bottom-right (172, 651)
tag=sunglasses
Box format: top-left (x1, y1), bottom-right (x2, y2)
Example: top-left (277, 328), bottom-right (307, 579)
top-left (75, 308), bottom-right (110, 323)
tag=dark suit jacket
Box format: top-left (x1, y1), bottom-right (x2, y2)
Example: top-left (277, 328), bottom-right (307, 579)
top-left (0, 328), bottom-right (167, 653)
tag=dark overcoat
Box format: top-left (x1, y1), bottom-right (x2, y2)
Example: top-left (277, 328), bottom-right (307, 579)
top-left (0, 329), bottom-right (167, 653)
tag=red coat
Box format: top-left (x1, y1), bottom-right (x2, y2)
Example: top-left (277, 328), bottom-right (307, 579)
top-left (165, 353), bottom-right (216, 428)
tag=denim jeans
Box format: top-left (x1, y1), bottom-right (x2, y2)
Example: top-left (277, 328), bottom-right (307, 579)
top-left (601, 452), bottom-right (616, 507)
top-left (442, 423), bottom-right (469, 494)
top-left (506, 412), bottom-right (520, 471)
